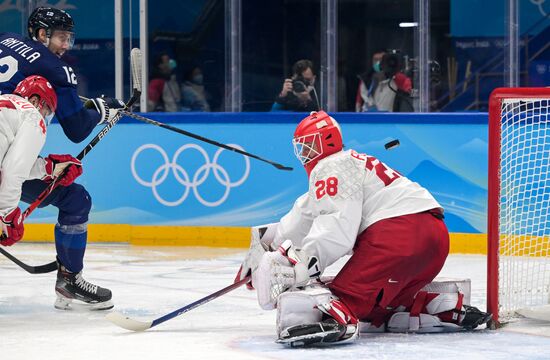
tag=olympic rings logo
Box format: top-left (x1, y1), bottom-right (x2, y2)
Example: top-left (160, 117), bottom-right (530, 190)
top-left (131, 143), bottom-right (250, 207)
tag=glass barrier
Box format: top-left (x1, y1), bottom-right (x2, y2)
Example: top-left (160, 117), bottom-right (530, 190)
top-left (241, 0), bottom-right (321, 112)
top-left (5, 0), bottom-right (543, 114)
top-left (338, 0), bottom-right (415, 112)
top-left (146, 0), bottom-right (225, 112)
top-left (518, 1), bottom-right (550, 88)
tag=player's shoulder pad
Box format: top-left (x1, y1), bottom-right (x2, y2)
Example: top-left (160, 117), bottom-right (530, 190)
top-left (0, 94), bottom-right (46, 131)
top-left (308, 150), bottom-right (364, 201)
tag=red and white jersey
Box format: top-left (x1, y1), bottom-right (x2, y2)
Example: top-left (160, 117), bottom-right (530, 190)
top-left (274, 149), bottom-right (442, 272)
top-left (0, 94), bottom-right (47, 216)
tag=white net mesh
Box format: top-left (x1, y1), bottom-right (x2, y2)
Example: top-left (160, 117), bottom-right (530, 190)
top-left (498, 97), bottom-right (550, 321)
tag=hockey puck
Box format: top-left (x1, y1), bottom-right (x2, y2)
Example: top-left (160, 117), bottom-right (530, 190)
top-left (384, 139), bottom-right (400, 150)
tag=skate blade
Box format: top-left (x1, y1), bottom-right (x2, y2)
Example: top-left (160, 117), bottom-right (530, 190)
top-left (276, 329), bottom-right (341, 347)
top-left (54, 294), bottom-right (114, 311)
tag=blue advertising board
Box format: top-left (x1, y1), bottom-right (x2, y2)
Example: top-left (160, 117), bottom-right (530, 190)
top-left (31, 112), bottom-right (489, 234)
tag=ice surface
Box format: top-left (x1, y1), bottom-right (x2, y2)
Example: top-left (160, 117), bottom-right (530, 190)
top-left (1, 243), bottom-right (550, 360)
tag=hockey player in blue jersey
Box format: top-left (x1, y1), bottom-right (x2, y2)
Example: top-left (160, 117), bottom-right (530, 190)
top-left (0, 7), bottom-right (122, 310)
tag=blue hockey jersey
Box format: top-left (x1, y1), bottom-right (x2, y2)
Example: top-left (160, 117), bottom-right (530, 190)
top-left (0, 32), bottom-right (101, 143)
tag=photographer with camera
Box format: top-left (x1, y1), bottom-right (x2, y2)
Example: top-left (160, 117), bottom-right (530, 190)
top-left (273, 59), bottom-right (320, 112)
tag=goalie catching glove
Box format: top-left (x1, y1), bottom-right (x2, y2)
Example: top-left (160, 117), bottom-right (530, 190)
top-left (84, 96), bottom-right (125, 125)
top-left (0, 207), bottom-right (24, 246)
top-left (253, 239), bottom-right (321, 310)
top-left (234, 223), bottom-right (279, 289)
top-left (41, 154), bottom-right (83, 187)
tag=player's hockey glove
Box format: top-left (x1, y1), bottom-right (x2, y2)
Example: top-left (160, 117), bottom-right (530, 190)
top-left (42, 154), bottom-right (83, 187)
top-left (0, 207), bottom-right (24, 246)
top-left (85, 96), bottom-right (125, 125)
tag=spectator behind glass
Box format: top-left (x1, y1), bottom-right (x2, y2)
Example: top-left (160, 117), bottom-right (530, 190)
top-left (355, 49), bottom-right (386, 112)
top-left (147, 53), bottom-right (181, 112)
top-left (356, 50), bottom-right (413, 112)
top-left (377, 51), bottom-right (414, 112)
top-left (181, 66), bottom-right (211, 112)
top-left (273, 59), bottom-right (320, 112)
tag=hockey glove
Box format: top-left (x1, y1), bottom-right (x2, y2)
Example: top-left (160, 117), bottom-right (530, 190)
top-left (253, 240), bottom-right (319, 310)
top-left (42, 154), bottom-right (83, 187)
top-left (0, 207), bottom-right (24, 246)
top-left (235, 224), bottom-right (277, 290)
top-left (85, 96), bottom-right (125, 125)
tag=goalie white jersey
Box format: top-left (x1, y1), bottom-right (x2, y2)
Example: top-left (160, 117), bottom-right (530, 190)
top-left (0, 94), bottom-right (47, 216)
top-left (274, 149), bottom-right (442, 272)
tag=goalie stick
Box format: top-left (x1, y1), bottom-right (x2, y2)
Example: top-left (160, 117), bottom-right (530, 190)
top-left (106, 276), bottom-right (251, 331)
top-left (0, 48), bottom-right (143, 275)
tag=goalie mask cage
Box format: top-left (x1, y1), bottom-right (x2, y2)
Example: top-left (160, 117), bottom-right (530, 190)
top-left (488, 87), bottom-right (550, 328)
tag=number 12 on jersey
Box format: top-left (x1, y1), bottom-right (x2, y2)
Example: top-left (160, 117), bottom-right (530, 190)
top-left (62, 66), bottom-right (77, 85)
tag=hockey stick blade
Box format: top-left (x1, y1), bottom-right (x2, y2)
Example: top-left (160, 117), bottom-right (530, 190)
top-left (106, 276), bottom-right (251, 332)
top-left (130, 48), bottom-right (143, 93)
top-left (0, 247), bottom-right (57, 274)
top-left (120, 111), bottom-right (293, 171)
top-left (105, 312), bottom-right (152, 332)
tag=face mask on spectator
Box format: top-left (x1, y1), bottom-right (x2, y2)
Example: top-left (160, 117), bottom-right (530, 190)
top-left (169, 59), bottom-right (177, 71)
top-left (373, 61), bottom-right (381, 73)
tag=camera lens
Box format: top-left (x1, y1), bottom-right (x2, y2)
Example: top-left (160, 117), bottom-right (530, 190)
top-left (293, 80), bottom-right (307, 93)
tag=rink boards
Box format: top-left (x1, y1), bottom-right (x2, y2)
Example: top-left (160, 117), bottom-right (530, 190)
top-left (23, 112), bottom-right (497, 252)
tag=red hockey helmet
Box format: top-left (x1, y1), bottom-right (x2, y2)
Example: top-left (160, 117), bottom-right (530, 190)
top-left (14, 75), bottom-right (57, 117)
top-left (292, 111), bottom-right (343, 176)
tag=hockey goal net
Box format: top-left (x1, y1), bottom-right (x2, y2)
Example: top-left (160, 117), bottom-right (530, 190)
top-left (488, 87), bottom-right (550, 327)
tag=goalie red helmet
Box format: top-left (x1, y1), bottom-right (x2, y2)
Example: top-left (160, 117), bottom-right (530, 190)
top-left (292, 111), bottom-right (343, 176)
top-left (14, 75), bottom-right (58, 120)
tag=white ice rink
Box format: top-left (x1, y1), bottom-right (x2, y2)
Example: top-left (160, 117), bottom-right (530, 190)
top-left (2, 243), bottom-right (550, 360)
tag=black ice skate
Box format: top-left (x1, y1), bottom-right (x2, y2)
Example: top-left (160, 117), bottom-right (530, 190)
top-left (54, 263), bottom-right (113, 310)
top-left (277, 319), bottom-right (358, 347)
top-left (460, 305), bottom-right (492, 330)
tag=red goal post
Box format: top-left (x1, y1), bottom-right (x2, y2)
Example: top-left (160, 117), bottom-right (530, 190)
top-left (487, 87), bottom-right (550, 328)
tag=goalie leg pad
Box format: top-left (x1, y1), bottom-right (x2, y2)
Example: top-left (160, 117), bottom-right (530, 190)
top-left (387, 312), bottom-right (463, 333)
top-left (276, 284), bottom-right (333, 333)
top-left (387, 288), bottom-right (491, 333)
top-left (421, 278), bottom-right (471, 306)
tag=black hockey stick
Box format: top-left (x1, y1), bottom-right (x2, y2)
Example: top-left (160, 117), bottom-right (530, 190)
top-left (105, 276), bottom-right (251, 331)
top-left (79, 94), bottom-right (292, 170)
top-left (0, 246), bottom-right (58, 273)
top-left (0, 48), bottom-right (143, 274)
top-left (78, 98), bottom-right (293, 172)
top-left (120, 111), bottom-right (293, 171)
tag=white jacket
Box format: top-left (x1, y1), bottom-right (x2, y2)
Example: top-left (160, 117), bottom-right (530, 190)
top-left (273, 149), bottom-right (442, 273)
top-left (0, 94), bottom-right (47, 217)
